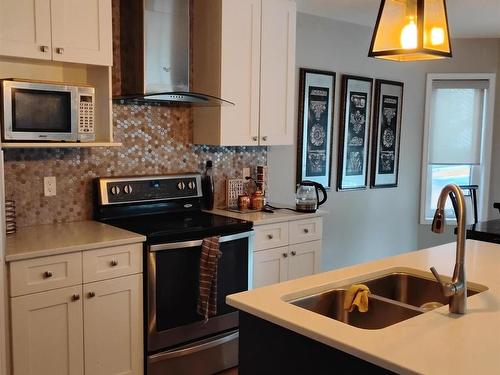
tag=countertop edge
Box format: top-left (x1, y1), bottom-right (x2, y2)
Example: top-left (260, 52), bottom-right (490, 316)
top-left (5, 235), bottom-right (146, 262)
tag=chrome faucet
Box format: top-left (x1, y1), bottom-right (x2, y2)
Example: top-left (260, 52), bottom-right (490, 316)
top-left (429, 184), bottom-right (467, 314)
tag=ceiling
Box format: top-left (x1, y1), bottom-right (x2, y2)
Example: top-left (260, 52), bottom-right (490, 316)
top-left (296, 0), bottom-right (500, 38)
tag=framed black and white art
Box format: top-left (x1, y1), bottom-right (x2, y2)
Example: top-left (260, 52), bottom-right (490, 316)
top-left (370, 79), bottom-right (404, 188)
top-left (337, 75), bottom-right (373, 191)
top-left (296, 68), bottom-right (336, 188)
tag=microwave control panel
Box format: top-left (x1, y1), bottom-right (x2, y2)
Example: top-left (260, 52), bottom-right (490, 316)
top-left (78, 93), bottom-right (95, 142)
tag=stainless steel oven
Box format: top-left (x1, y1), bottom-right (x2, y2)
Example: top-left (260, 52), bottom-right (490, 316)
top-left (147, 231), bottom-right (253, 375)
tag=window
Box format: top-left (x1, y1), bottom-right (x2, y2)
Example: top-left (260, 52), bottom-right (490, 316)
top-left (420, 74), bottom-right (496, 224)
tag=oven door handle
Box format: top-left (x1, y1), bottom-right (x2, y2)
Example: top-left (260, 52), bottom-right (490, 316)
top-left (148, 330), bottom-right (239, 363)
top-left (149, 230), bottom-right (253, 252)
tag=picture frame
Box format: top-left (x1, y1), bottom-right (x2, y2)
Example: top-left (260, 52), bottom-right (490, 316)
top-left (370, 79), bottom-right (404, 188)
top-left (337, 75), bottom-right (373, 191)
top-left (296, 68), bottom-right (336, 188)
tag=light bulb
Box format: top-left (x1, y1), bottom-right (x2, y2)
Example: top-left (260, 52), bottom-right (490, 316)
top-left (431, 27), bottom-right (445, 46)
top-left (400, 19), bottom-right (418, 49)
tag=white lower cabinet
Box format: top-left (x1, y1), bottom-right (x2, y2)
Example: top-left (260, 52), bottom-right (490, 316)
top-left (11, 285), bottom-right (85, 375)
top-left (252, 218), bottom-right (323, 288)
top-left (9, 245), bottom-right (144, 375)
top-left (84, 274), bottom-right (143, 375)
top-left (288, 241), bottom-right (321, 281)
top-left (253, 246), bottom-right (289, 288)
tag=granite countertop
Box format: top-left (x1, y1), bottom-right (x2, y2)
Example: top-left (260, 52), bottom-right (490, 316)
top-left (210, 205), bottom-right (327, 225)
top-left (465, 219), bottom-right (500, 243)
top-left (227, 240), bottom-right (500, 375)
top-left (6, 220), bottom-right (146, 262)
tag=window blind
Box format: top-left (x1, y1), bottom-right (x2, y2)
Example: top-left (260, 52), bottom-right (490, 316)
top-left (428, 80), bottom-right (488, 165)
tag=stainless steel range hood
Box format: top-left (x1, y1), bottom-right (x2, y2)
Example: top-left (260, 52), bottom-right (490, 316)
top-left (114, 0), bottom-right (233, 106)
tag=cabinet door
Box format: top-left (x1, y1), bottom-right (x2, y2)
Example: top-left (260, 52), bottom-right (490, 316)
top-left (83, 274), bottom-right (143, 375)
top-left (220, 0), bottom-right (261, 145)
top-left (0, 0), bottom-right (52, 60)
top-left (252, 246), bottom-right (289, 288)
top-left (259, 0), bottom-right (296, 145)
top-left (288, 240), bottom-right (322, 281)
top-left (50, 0), bottom-right (112, 65)
top-left (11, 286), bottom-right (84, 375)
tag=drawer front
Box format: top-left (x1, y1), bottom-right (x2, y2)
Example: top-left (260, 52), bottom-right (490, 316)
top-left (83, 243), bottom-right (143, 283)
top-left (10, 252), bottom-right (82, 297)
top-left (289, 218), bottom-right (322, 244)
top-left (254, 222), bottom-right (289, 251)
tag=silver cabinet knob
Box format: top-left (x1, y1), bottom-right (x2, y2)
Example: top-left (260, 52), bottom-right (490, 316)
top-left (56, 47), bottom-right (64, 54)
top-left (262, 136), bottom-right (268, 141)
top-left (110, 186), bottom-right (120, 195)
top-left (88, 292), bottom-right (96, 298)
top-left (304, 228), bottom-right (309, 234)
top-left (43, 271), bottom-right (53, 279)
top-left (177, 181), bottom-right (186, 190)
top-left (40, 45), bottom-right (49, 52)
top-left (267, 234), bottom-right (274, 240)
top-left (110, 260), bottom-right (118, 267)
top-left (252, 136), bottom-right (258, 142)
top-left (291, 251), bottom-right (297, 256)
top-left (71, 294), bottom-right (80, 302)
top-left (282, 253), bottom-right (288, 258)
top-left (188, 181), bottom-right (196, 190)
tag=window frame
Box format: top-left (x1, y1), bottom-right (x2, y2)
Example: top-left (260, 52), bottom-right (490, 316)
top-left (420, 73), bottom-right (496, 225)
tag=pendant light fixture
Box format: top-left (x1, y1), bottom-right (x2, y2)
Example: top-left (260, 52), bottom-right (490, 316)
top-left (368, 0), bottom-right (452, 61)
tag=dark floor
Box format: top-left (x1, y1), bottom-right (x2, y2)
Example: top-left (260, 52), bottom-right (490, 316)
top-left (217, 367), bottom-right (238, 375)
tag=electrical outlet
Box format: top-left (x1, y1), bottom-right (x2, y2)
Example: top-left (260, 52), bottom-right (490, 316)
top-left (242, 167), bottom-right (251, 180)
top-left (44, 176), bottom-right (56, 197)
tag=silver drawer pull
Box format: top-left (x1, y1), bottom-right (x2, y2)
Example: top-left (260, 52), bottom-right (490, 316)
top-left (71, 294), bottom-right (80, 302)
top-left (262, 136), bottom-right (268, 141)
top-left (43, 271), bottom-right (53, 279)
top-left (291, 251), bottom-right (297, 256)
top-left (252, 136), bottom-right (258, 142)
top-left (282, 253), bottom-right (288, 258)
top-left (40, 45), bottom-right (49, 52)
top-left (267, 234), bottom-right (274, 240)
top-left (304, 228), bottom-right (309, 234)
top-left (55, 47), bottom-right (64, 54)
top-left (88, 292), bottom-right (96, 298)
top-left (110, 260), bottom-right (118, 267)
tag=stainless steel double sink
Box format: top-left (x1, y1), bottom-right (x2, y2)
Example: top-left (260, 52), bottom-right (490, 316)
top-left (289, 270), bottom-right (487, 329)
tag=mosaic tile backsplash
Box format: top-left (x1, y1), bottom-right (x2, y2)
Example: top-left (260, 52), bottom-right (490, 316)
top-left (4, 104), bottom-right (267, 228)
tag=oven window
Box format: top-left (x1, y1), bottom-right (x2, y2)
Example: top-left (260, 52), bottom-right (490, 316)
top-left (155, 237), bottom-right (249, 332)
top-left (12, 89), bottom-right (72, 132)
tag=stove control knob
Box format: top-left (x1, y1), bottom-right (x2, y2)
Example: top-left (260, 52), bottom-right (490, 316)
top-left (177, 181), bottom-right (186, 190)
top-left (110, 186), bottom-right (120, 195)
top-left (124, 185), bottom-right (133, 194)
top-left (188, 181), bottom-right (196, 190)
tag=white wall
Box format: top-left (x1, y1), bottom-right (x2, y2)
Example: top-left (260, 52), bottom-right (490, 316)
top-left (267, 13), bottom-right (500, 270)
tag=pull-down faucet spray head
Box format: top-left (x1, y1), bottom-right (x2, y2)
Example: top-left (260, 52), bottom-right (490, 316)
top-left (431, 208), bottom-right (445, 233)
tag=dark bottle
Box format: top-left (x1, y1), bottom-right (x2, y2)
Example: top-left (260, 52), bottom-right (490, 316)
top-left (202, 160), bottom-right (215, 210)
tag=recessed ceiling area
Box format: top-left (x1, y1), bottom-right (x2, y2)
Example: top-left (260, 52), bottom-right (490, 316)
top-left (296, 0), bottom-right (500, 38)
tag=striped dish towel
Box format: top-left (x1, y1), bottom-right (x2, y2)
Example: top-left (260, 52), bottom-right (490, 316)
top-left (197, 236), bottom-right (222, 322)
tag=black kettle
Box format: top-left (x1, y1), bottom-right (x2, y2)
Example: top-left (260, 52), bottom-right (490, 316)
top-left (295, 181), bottom-right (327, 213)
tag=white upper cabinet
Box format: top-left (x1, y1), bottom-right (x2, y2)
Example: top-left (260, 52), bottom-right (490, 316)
top-left (0, 0), bottom-right (52, 60)
top-left (0, 0), bottom-right (112, 66)
top-left (192, 0), bottom-right (296, 146)
top-left (50, 0), bottom-right (112, 66)
top-left (259, 0), bottom-right (296, 146)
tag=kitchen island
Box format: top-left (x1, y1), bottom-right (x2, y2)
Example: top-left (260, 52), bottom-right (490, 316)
top-left (227, 240), bottom-right (500, 374)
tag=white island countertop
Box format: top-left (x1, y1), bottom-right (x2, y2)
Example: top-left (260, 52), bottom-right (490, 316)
top-left (227, 240), bottom-right (500, 375)
top-left (6, 220), bottom-right (146, 262)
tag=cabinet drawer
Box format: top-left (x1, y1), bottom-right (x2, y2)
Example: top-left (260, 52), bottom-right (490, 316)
top-left (254, 222), bottom-right (289, 251)
top-left (83, 243), bottom-right (143, 283)
top-left (10, 252), bottom-right (82, 297)
top-left (289, 218), bottom-right (322, 244)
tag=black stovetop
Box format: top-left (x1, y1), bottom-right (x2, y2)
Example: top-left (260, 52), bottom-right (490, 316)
top-left (101, 211), bottom-right (253, 244)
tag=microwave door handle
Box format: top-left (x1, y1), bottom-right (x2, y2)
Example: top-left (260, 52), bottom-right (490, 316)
top-left (149, 231), bottom-right (253, 252)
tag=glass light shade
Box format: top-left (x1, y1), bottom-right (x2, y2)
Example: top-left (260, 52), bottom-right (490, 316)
top-left (369, 0), bottom-right (452, 61)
